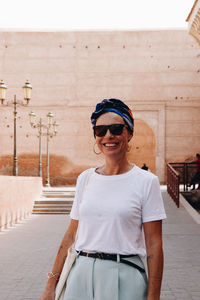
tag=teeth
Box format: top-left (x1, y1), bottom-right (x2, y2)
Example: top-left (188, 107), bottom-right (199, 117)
top-left (104, 143), bottom-right (117, 147)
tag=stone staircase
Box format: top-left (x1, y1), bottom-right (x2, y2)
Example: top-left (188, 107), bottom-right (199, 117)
top-left (32, 187), bottom-right (76, 215)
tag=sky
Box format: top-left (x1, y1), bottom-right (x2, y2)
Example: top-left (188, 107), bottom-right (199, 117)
top-left (0, 0), bottom-right (195, 30)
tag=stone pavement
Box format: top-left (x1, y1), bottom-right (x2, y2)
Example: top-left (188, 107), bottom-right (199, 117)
top-left (0, 188), bottom-right (200, 300)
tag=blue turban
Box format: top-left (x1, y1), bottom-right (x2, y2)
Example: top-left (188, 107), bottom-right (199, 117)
top-left (91, 98), bottom-right (134, 134)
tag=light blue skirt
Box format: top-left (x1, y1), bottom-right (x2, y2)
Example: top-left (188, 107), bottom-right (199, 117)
top-left (64, 254), bottom-right (148, 300)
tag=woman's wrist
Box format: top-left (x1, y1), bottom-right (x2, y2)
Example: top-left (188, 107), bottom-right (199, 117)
top-left (45, 279), bottom-right (57, 290)
top-left (45, 271), bottom-right (60, 289)
top-left (47, 272), bottom-right (60, 281)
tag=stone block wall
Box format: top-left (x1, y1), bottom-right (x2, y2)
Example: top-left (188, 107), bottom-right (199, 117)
top-left (0, 176), bottom-right (42, 231)
top-left (0, 30), bottom-right (199, 184)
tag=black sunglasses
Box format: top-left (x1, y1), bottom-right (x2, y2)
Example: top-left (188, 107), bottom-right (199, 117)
top-left (93, 124), bottom-right (127, 137)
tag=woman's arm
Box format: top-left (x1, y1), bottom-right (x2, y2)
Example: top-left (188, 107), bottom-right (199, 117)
top-left (143, 220), bottom-right (164, 300)
top-left (39, 218), bottom-right (78, 300)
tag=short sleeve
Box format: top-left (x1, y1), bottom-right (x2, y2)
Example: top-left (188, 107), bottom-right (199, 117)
top-left (142, 176), bottom-right (166, 223)
top-left (70, 172), bottom-right (85, 220)
top-left (70, 169), bottom-right (91, 220)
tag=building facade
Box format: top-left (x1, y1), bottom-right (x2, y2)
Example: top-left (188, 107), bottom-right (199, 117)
top-left (187, 0), bottom-right (200, 44)
top-left (0, 30), bottom-right (199, 184)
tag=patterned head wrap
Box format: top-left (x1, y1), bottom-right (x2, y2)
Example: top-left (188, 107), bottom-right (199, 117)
top-left (91, 98), bottom-right (134, 134)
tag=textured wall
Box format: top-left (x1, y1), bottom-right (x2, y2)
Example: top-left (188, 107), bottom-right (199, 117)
top-left (0, 30), bottom-right (199, 184)
top-left (0, 176), bottom-right (42, 230)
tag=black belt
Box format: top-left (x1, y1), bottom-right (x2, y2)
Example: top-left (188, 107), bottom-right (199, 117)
top-left (79, 251), bottom-right (145, 273)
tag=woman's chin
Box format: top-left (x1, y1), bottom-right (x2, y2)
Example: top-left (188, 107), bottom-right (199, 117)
top-left (102, 146), bottom-right (125, 157)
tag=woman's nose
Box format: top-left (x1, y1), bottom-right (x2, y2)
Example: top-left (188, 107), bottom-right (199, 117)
top-left (104, 128), bottom-right (113, 138)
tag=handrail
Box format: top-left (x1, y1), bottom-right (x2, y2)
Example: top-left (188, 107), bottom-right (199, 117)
top-left (167, 163), bottom-right (180, 207)
top-left (166, 161), bottom-right (198, 207)
top-left (167, 163), bottom-right (179, 177)
top-left (168, 162), bottom-right (197, 191)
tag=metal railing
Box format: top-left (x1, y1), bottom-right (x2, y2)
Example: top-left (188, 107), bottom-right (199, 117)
top-left (166, 162), bottom-right (198, 207)
top-left (167, 163), bottom-right (180, 207)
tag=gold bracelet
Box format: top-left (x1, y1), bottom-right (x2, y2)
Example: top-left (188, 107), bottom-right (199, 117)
top-left (47, 272), bottom-right (60, 281)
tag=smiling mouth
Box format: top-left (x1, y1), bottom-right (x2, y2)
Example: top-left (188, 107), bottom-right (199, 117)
top-left (103, 143), bottom-right (120, 148)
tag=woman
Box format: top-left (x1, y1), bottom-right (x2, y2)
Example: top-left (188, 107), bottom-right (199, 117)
top-left (39, 98), bottom-right (166, 300)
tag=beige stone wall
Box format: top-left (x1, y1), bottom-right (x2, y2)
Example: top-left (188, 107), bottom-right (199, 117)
top-left (0, 176), bottom-right (42, 230)
top-left (0, 30), bottom-right (199, 184)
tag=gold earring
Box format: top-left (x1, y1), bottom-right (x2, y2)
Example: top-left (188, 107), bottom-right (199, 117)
top-left (93, 142), bottom-right (101, 155)
top-left (127, 143), bottom-right (132, 152)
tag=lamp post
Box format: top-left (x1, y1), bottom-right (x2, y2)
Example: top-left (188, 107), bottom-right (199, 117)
top-left (29, 111), bottom-right (58, 186)
top-left (0, 80), bottom-right (32, 176)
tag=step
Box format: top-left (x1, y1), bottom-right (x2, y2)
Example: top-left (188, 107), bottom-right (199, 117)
top-left (42, 190), bottom-right (75, 194)
top-left (42, 190), bottom-right (75, 192)
top-left (33, 188), bottom-right (75, 214)
top-left (33, 208), bottom-right (72, 212)
top-left (32, 211), bottom-right (71, 214)
top-left (42, 195), bottom-right (74, 199)
top-left (42, 188), bottom-right (76, 193)
top-left (33, 205), bottom-right (72, 208)
top-left (42, 192), bottom-right (75, 194)
top-left (33, 208), bottom-right (71, 211)
top-left (32, 212), bottom-right (69, 215)
top-left (35, 200), bottom-right (73, 204)
top-left (38, 196), bottom-right (74, 200)
top-left (33, 207), bottom-right (71, 212)
top-left (33, 203), bottom-right (73, 208)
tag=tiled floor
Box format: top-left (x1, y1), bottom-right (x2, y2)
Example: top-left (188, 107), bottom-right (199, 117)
top-left (0, 189), bottom-right (200, 300)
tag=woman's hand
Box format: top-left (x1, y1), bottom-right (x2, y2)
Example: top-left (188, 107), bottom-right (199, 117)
top-left (38, 287), bottom-right (55, 300)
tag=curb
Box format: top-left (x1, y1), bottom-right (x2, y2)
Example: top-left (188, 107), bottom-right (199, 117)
top-left (180, 193), bottom-right (200, 224)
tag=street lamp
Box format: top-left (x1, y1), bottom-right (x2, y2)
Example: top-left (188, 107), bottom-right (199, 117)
top-left (29, 111), bottom-right (58, 186)
top-left (0, 80), bottom-right (32, 176)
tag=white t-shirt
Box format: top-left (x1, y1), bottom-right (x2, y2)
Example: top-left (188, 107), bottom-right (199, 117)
top-left (70, 165), bottom-right (166, 258)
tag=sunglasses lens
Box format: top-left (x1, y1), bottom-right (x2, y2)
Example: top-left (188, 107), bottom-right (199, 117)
top-left (94, 124), bottom-right (125, 137)
top-left (110, 124), bottom-right (124, 135)
top-left (94, 126), bottom-right (107, 137)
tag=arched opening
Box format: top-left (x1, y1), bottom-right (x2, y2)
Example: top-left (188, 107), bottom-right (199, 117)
top-left (128, 119), bottom-right (156, 174)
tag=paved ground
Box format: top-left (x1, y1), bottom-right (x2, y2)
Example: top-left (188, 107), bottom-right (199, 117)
top-left (0, 188), bottom-right (200, 300)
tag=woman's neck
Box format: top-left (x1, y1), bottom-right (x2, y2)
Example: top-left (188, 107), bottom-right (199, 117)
top-left (99, 157), bottom-right (133, 175)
